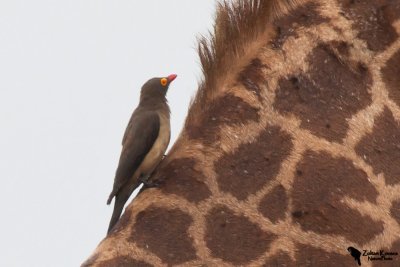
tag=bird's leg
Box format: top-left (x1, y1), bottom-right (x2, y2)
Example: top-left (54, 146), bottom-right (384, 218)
top-left (139, 174), bottom-right (161, 188)
top-left (138, 174), bottom-right (150, 184)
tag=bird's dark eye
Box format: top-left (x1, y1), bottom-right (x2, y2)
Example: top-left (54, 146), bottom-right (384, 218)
top-left (160, 78), bottom-right (167, 86)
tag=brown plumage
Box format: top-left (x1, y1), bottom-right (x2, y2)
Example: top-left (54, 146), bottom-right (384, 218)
top-left (107, 74), bottom-right (177, 234)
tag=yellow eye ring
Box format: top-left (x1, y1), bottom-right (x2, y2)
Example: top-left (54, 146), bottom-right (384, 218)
top-left (160, 78), bottom-right (168, 86)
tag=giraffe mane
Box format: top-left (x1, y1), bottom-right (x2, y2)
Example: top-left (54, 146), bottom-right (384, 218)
top-left (186, 0), bottom-right (302, 126)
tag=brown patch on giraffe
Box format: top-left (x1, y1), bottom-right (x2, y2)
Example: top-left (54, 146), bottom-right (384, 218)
top-left (263, 244), bottom-right (355, 266)
top-left (262, 251), bottom-right (294, 266)
top-left (330, 40), bottom-right (351, 57)
top-left (328, 40), bottom-right (355, 67)
top-left (156, 158), bottom-right (211, 203)
top-left (96, 256), bottom-right (153, 267)
top-left (131, 206), bottom-right (197, 265)
top-left (292, 150), bottom-right (383, 245)
top-left (391, 200), bottom-right (400, 225)
top-left (382, 1), bottom-right (400, 23)
top-left (274, 43), bottom-right (372, 142)
top-left (186, 94), bottom-right (260, 144)
top-left (338, 0), bottom-right (400, 52)
top-left (215, 126), bottom-right (293, 200)
top-left (237, 58), bottom-right (266, 101)
top-left (258, 184), bottom-right (288, 223)
top-left (356, 107), bottom-right (400, 186)
top-left (205, 205), bottom-right (276, 265)
top-left (371, 240), bottom-right (400, 267)
top-left (382, 50), bottom-right (400, 107)
top-left (295, 243), bottom-right (357, 266)
top-left (271, 2), bottom-right (329, 49)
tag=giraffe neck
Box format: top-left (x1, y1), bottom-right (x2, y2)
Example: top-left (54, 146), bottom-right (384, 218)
top-left (83, 1), bottom-right (400, 266)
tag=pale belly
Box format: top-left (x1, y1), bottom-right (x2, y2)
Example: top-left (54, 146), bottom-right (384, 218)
top-left (135, 112), bottom-right (170, 177)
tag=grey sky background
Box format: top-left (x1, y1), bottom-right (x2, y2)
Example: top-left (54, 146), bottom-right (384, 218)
top-left (0, 1), bottom-right (215, 266)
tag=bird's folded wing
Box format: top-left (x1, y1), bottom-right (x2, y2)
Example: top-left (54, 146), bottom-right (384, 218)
top-left (111, 111), bottom-right (160, 197)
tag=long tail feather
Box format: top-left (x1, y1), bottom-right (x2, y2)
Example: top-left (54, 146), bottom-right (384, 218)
top-left (107, 194), bottom-right (125, 234)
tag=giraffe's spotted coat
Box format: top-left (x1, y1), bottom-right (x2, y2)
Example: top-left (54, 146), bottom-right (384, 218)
top-left (237, 58), bottom-right (266, 101)
top-left (215, 126), bottom-right (293, 200)
top-left (158, 158), bottom-right (211, 203)
top-left (131, 206), bottom-right (197, 265)
top-left (391, 200), bottom-right (400, 225)
top-left (338, 0), bottom-right (400, 52)
top-left (371, 240), bottom-right (400, 267)
top-left (186, 94), bottom-right (260, 144)
top-left (263, 244), bottom-right (356, 266)
top-left (292, 150), bottom-right (383, 244)
top-left (274, 43), bottom-right (372, 142)
top-left (356, 107), bottom-right (400, 186)
top-left (258, 184), bottom-right (288, 223)
top-left (382, 50), bottom-right (400, 107)
top-left (205, 205), bottom-right (276, 265)
top-left (270, 2), bottom-right (329, 49)
top-left (262, 251), bottom-right (294, 266)
top-left (84, 0), bottom-right (400, 265)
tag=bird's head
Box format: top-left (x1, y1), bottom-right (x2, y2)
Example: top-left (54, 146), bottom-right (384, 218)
top-left (140, 74), bottom-right (177, 102)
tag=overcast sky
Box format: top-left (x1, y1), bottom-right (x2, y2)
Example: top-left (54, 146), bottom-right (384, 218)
top-left (0, 1), bottom-right (215, 266)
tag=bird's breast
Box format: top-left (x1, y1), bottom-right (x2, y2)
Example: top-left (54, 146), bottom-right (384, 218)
top-left (137, 112), bottom-right (170, 175)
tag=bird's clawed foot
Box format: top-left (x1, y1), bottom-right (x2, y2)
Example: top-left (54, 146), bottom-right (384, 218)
top-left (143, 180), bottom-right (161, 188)
top-left (139, 175), bottom-right (161, 188)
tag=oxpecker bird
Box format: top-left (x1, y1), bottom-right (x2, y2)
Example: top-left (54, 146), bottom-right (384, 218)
top-left (107, 74), bottom-right (177, 233)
